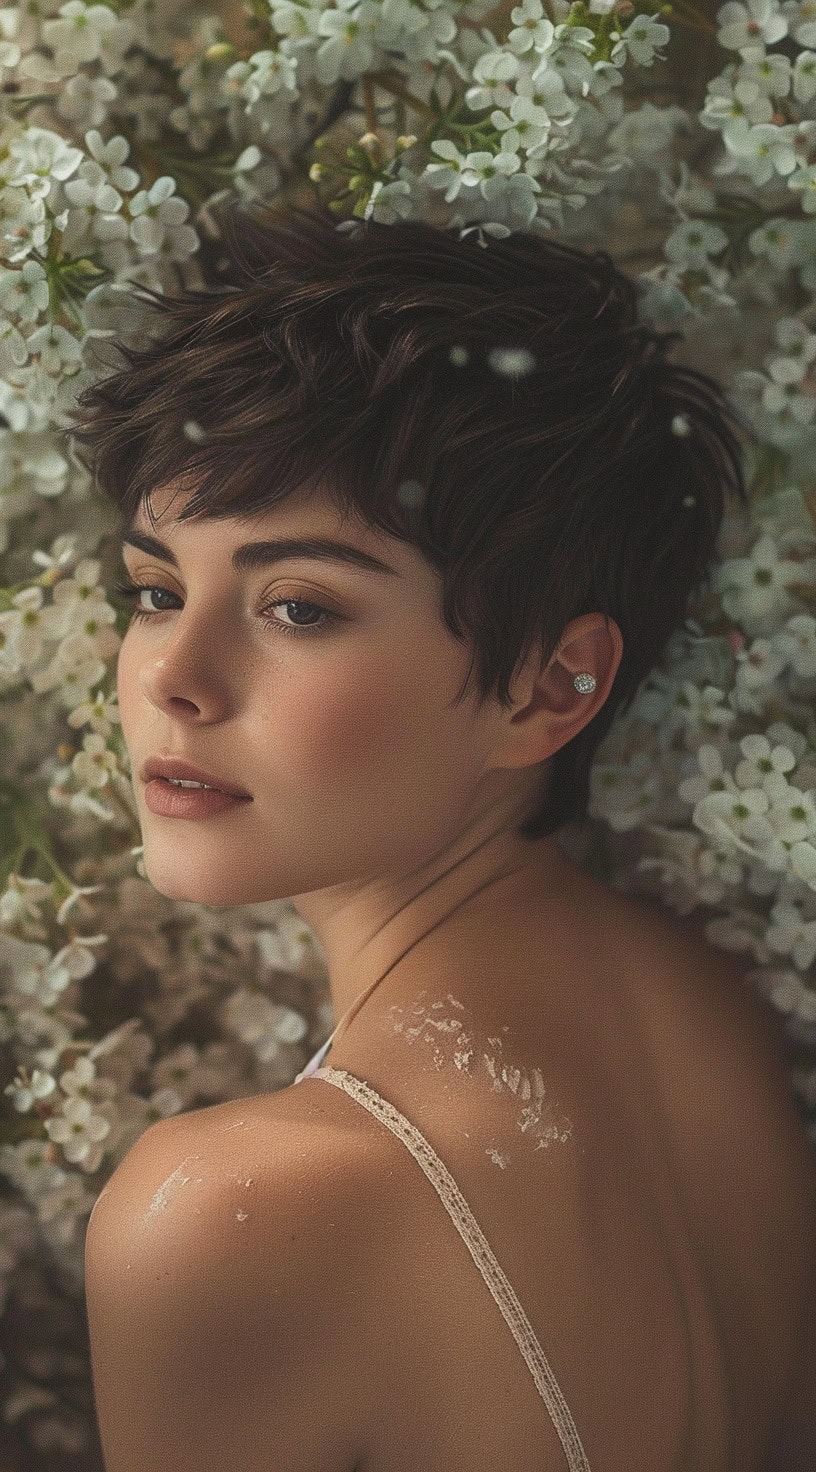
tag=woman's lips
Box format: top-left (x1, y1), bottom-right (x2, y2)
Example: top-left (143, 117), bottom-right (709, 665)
top-left (143, 778), bottom-right (252, 819)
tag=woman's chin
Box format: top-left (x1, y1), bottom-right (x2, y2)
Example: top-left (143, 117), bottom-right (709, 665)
top-left (140, 854), bottom-right (285, 909)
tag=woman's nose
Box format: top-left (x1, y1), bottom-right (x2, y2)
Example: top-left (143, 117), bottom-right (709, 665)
top-left (137, 637), bottom-right (233, 722)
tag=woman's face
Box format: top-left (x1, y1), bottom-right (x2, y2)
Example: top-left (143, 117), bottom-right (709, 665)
top-left (116, 479), bottom-right (534, 910)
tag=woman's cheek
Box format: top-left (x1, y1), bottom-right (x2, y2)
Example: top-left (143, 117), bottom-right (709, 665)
top-left (274, 661), bottom-right (412, 770)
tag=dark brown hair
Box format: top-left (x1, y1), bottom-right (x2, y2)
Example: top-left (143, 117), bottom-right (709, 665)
top-left (68, 202), bottom-right (751, 839)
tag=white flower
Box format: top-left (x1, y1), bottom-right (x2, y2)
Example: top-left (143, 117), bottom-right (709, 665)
top-left (4, 1069), bottom-right (58, 1114)
top-left (774, 612), bottom-right (816, 676)
top-left (0, 17), bottom-right (20, 73)
top-left (714, 531), bottom-right (816, 632)
top-left (664, 218), bottom-right (729, 270)
top-left (363, 176), bottom-right (414, 222)
top-left (613, 14), bottom-right (671, 68)
top-left (788, 0), bottom-right (816, 49)
top-left (51, 558), bottom-right (106, 609)
top-left (678, 743), bottom-right (739, 806)
top-left (128, 176), bottom-right (198, 259)
top-left (56, 73), bottom-right (117, 129)
top-left (792, 49), bottom-right (816, 104)
top-left (7, 127), bottom-right (83, 188)
top-left (0, 317), bottom-right (27, 374)
top-left (764, 775), bottom-right (816, 845)
top-left (0, 875), bottom-right (53, 930)
top-left (70, 732), bottom-right (119, 790)
top-left (745, 214), bottom-right (801, 269)
top-left (225, 49), bottom-right (299, 106)
top-left (733, 636), bottom-right (787, 695)
top-left (490, 94), bottom-right (552, 157)
top-left (460, 149), bottom-right (521, 188)
top-left (737, 49), bottom-right (791, 101)
top-left (466, 48), bottom-right (520, 111)
top-left (269, 0), bottom-right (318, 39)
top-left (426, 139), bottom-right (470, 202)
top-left (735, 733), bottom-right (797, 788)
top-left (701, 69), bottom-right (775, 131)
top-left (44, 1094), bottom-right (111, 1166)
top-left (694, 785), bottom-right (787, 869)
top-left (0, 261), bottom-right (48, 324)
top-left (59, 1056), bottom-right (97, 1098)
top-left (507, 0), bottom-right (555, 58)
top-left (65, 686), bottom-right (121, 737)
top-left (609, 101), bottom-right (688, 161)
top-left (4, 586), bottom-right (69, 665)
top-left (544, 24), bottom-right (596, 95)
top-left (315, 0), bottom-right (381, 84)
top-left (26, 323), bottom-right (84, 376)
top-left (41, 1), bottom-right (134, 78)
top-left (762, 353), bottom-right (816, 422)
top-left (720, 119), bottom-right (799, 186)
top-left (84, 130), bottom-right (140, 193)
top-left (788, 160), bottom-right (816, 213)
top-left (31, 534), bottom-right (80, 576)
top-left (516, 65), bottom-right (572, 122)
top-left (717, 0), bottom-right (788, 53)
top-left (766, 900), bottom-right (816, 970)
top-left (61, 174), bottom-right (127, 253)
top-left (29, 636), bottom-right (104, 699)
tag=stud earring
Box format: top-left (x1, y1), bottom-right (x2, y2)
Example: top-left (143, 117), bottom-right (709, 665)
top-left (573, 673), bottom-right (596, 693)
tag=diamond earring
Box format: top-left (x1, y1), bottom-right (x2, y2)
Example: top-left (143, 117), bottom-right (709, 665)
top-left (573, 673), bottom-right (596, 693)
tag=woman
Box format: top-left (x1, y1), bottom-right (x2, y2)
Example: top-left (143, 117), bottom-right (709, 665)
top-left (72, 205), bottom-right (814, 1472)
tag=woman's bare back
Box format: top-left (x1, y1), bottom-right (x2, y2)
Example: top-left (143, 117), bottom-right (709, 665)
top-left (284, 860), bottom-right (814, 1472)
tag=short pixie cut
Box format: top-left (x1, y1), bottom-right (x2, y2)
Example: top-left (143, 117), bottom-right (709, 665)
top-left (70, 203), bottom-right (750, 840)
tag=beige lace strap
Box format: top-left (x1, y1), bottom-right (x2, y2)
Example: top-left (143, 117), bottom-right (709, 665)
top-left (310, 1065), bottom-right (592, 1472)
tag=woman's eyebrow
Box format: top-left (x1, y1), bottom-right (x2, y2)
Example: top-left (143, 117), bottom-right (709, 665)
top-left (120, 529), bottom-right (399, 578)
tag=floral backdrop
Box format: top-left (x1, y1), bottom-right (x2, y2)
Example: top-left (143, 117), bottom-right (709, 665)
top-left (0, 0), bottom-right (814, 1464)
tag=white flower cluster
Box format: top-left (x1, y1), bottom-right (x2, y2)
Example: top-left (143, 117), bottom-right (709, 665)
top-left (0, 0), bottom-right (814, 1455)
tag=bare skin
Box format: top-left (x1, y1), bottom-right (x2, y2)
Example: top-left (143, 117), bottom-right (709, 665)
top-left (269, 852), bottom-right (814, 1472)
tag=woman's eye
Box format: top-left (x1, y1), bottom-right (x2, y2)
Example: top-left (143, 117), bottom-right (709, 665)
top-left (112, 580), bottom-right (343, 640)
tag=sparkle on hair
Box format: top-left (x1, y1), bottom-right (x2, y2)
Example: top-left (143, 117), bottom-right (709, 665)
top-left (487, 346), bottom-right (537, 379)
top-left (396, 478), bottom-right (426, 509)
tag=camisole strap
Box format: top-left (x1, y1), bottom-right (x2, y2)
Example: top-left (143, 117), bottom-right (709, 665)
top-left (308, 1064), bottom-right (593, 1472)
